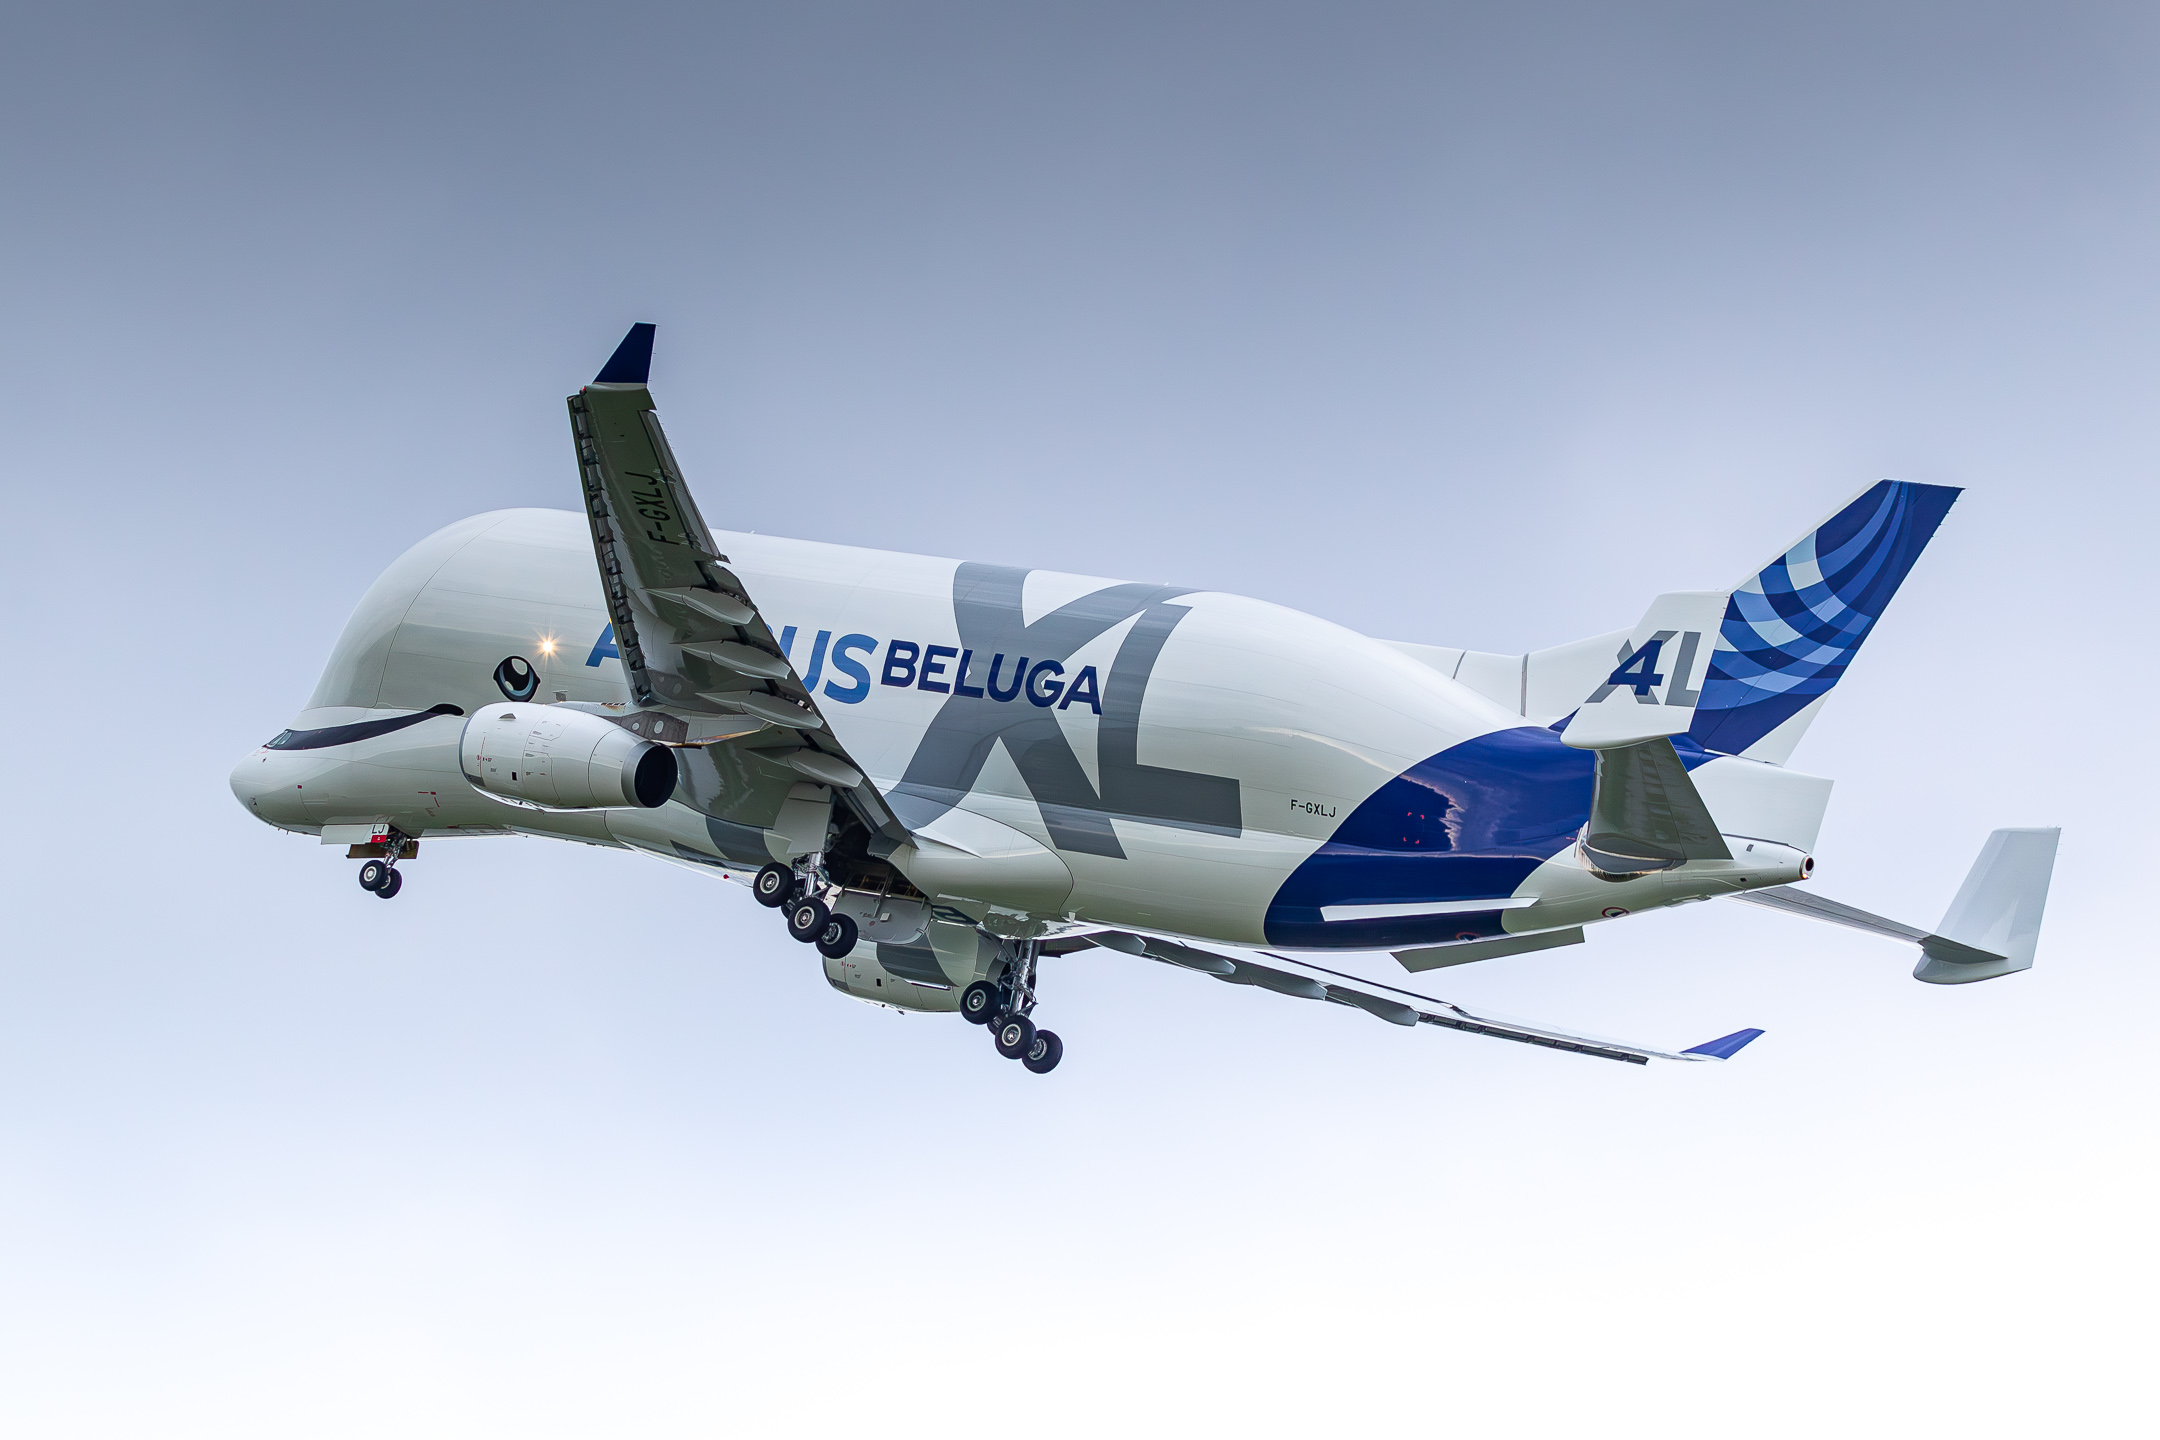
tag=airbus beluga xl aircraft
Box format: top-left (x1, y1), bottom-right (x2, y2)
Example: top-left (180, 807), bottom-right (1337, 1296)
top-left (231, 324), bottom-right (2059, 1073)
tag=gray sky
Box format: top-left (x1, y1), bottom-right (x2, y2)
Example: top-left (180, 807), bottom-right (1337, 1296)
top-left (2, 4), bottom-right (2152, 1433)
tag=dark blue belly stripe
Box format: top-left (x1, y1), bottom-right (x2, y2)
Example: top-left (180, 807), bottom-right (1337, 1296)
top-left (1263, 725), bottom-right (1708, 950)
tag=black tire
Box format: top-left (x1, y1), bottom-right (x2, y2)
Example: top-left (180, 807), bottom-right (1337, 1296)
top-left (375, 868), bottom-right (403, 899)
top-left (814, 912), bottom-right (859, 959)
top-left (752, 864), bottom-right (795, 908)
top-left (358, 860), bottom-right (389, 892)
top-left (787, 897), bottom-right (831, 943)
top-left (993, 1013), bottom-right (1036, 1059)
top-left (1022, 1029), bottom-right (1063, 1074)
top-left (959, 981), bottom-right (1001, 1025)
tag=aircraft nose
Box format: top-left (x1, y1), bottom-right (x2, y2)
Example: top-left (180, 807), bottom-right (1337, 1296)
top-left (230, 749), bottom-right (310, 826)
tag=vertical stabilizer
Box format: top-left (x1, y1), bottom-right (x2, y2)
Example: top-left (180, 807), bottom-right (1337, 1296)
top-left (1688, 480), bottom-right (1960, 760)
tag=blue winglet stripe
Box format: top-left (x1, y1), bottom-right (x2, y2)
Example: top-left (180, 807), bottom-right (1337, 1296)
top-left (594, 322), bottom-right (657, 384)
top-left (1682, 1027), bottom-right (1765, 1060)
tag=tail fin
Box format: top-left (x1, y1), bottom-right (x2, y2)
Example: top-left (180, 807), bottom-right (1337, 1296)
top-left (1558, 590), bottom-right (1729, 749)
top-left (1688, 480), bottom-right (1961, 760)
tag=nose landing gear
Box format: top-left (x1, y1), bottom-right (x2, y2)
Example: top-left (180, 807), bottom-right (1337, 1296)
top-left (355, 829), bottom-right (413, 898)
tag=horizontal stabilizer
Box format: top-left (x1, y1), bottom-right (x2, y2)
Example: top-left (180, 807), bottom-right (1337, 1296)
top-left (1080, 930), bottom-right (1758, 1065)
top-left (1733, 827), bottom-right (2059, 984)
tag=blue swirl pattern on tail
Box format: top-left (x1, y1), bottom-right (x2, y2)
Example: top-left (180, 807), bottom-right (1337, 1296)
top-left (1688, 480), bottom-right (1961, 756)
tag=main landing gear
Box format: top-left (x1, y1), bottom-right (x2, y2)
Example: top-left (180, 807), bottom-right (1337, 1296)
top-left (756, 861), bottom-right (1063, 1073)
top-left (960, 942), bottom-right (1063, 1074)
top-left (754, 861), bottom-right (859, 960)
top-left (355, 829), bottom-right (412, 899)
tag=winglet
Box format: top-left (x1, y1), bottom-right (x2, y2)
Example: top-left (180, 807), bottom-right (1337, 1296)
top-left (594, 323), bottom-right (656, 384)
top-left (1681, 1027), bottom-right (1765, 1060)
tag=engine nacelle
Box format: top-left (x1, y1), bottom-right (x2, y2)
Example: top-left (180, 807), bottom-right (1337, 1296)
top-left (459, 701), bottom-right (677, 810)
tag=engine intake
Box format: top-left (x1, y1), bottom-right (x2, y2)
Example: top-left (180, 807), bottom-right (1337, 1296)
top-left (459, 702), bottom-right (677, 810)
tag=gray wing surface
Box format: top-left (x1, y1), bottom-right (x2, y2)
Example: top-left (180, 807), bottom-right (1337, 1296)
top-left (1084, 930), bottom-right (1761, 1065)
top-left (568, 325), bottom-right (908, 848)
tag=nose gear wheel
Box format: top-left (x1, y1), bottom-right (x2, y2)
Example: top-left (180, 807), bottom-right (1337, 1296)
top-left (354, 829), bottom-right (412, 899)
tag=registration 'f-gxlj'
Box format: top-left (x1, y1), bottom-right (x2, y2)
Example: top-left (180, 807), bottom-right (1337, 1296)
top-left (232, 326), bottom-right (2058, 1073)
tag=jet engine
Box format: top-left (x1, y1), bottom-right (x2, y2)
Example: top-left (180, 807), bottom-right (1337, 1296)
top-left (459, 701), bottom-right (677, 810)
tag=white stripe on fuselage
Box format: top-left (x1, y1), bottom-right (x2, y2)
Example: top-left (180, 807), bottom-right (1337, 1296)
top-left (1319, 898), bottom-right (1541, 922)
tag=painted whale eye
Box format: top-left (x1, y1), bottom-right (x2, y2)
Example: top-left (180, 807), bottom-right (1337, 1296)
top-left (494, 655), bottom-right (539, 701)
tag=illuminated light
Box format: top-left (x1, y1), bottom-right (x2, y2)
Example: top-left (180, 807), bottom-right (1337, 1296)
top-left (539, 638), bottom-right (558, 656)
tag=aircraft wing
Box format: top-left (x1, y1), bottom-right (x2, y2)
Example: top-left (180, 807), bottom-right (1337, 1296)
top-left (569, 324), bottom-right (908, 848)
top-left (1084, 931), bottom-right (1761, 1065)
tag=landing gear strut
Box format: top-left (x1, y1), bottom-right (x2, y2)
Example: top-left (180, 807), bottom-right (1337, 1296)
top-left (981, 940), bottom-right (1062, 1074)
top-left (356, 829), bottom-right (411, 899)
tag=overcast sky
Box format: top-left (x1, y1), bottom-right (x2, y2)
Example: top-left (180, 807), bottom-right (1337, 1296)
top-left (2, 4), bottom-right (2153, 1435)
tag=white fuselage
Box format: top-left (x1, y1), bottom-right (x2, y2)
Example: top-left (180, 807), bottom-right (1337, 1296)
top-left (233, 509), bottom-right (1825, 956)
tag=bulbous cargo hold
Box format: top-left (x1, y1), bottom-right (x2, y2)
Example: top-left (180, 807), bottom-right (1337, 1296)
top-left (459, 701), bottom-right (677, 810)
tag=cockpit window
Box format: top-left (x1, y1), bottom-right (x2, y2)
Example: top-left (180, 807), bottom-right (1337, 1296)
top-left (263, 704), bottom-right (463, 751)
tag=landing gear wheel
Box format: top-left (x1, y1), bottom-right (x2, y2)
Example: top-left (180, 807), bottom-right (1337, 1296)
top-left (358, 860), bottom-right (389, 892)
top-left (787, 897), bottom-right (831, 943)
top-left (1022, 1029), bottom-right (1063, 1074)
top-left (752, 864), bottom-right (796, 908)
top-left (814, 913), bottom-right (859, 959)
top-left (993, 1013), bottom-right (1037, 1060)
top-left (959, 981), bottom-right (1002, 1025)
top-left (374, 868), bottom-right (403, 899)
